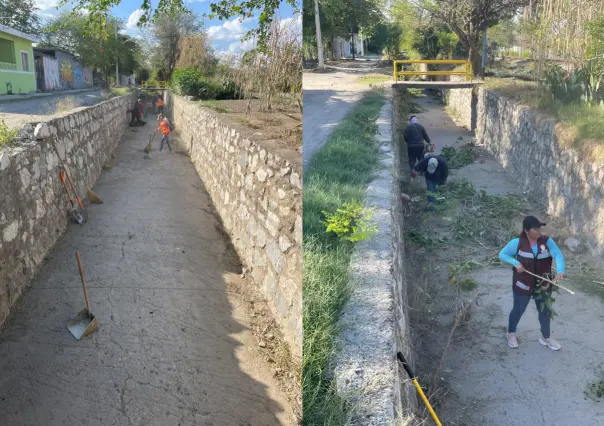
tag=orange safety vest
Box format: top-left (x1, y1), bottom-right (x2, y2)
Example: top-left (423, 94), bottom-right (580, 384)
top-left (159, 121), bottom-right (171, 135)
top-left (156, 98), bottom-right (165, 107)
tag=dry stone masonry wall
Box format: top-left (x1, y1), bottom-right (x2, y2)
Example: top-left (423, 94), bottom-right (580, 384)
top-left (446, 85), bottom-right (604, 260)
top-left (171, 96), bottom-right (302, 360)
top-left (0, 94), bottom-right (134, 325)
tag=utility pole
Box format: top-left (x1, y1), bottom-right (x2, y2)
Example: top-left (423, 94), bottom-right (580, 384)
top-left (314, 0), bottom-right (324, 69)
top-left (115, 24), bottom-right (119, 87)
top-left (481, 23), bottom-right (487, 79)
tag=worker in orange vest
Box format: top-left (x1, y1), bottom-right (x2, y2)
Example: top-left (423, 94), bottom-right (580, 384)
top-left (156, 95), bottom-right (165, 114)
top-left (157, 115), bottom-right (172, 152)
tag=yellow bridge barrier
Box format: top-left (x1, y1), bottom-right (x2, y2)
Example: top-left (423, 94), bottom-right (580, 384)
top-left (393, 60), bottom-right (473, 82)
top-left (141, 81), bottom-right (169, 89)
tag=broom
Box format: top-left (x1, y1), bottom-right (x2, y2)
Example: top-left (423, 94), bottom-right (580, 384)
top-left (50, 136), bottom-right (102, 204)
top-left (144, 129), bottom-right (157, 155)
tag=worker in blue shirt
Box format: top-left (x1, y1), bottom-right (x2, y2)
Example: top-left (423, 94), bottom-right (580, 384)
top-left (499, 216), bottom-right (565, 351)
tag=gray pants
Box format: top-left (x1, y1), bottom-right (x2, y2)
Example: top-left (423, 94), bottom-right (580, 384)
top-left (160, 134), bottom-right (172, 151)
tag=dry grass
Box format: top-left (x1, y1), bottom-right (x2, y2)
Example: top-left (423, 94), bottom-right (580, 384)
top-left (226, 18), bottom-right (301, 114)
top-left (483, 78), bottom-right (540, 106)
top-left (204, 99), bottom-right (301, 149)
top-left (357, 73), bottom-right (392, 85)
top-left (54, 96), bottom-right (79, 113)
top-left (484, 77), bottom-right (604, 161)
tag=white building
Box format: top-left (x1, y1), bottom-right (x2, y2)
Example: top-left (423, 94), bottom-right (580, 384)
top-left (332, 33), bottom-right (364, 59)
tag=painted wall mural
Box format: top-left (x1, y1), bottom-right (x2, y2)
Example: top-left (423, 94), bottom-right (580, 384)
top-left (37, 51), bottom-right (94, 91)
top-left (42, 55), bottom-right (60, 91)
top-left (84, 67), bottom-right (92, 86)
top-left (60, 59), bottom-right (74, 87)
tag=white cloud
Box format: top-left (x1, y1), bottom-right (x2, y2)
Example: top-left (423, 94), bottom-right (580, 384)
top-left (207, 18), bottom-right (252, 41)
top-left (126, 9), bottom-right (145, 30)
top-left (35, 0), bottom-right (61, 10)
top-left (228, 38), bottom-right (255, 53)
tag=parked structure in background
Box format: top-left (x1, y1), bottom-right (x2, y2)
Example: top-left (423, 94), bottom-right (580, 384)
top-left (0, 24), bottom-right (39, 95)
top-left (33, 47), bottom-right (93, 92)
top-left (332, 32), bottom-right (364, 59)
top-left (119, 74), bottom-right (136, 86)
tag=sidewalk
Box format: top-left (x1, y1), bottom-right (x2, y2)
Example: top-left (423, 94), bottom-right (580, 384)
top-left (0, 88), bottom-right (99, 104)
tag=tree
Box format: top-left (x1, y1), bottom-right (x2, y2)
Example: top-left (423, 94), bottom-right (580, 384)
top-left (40, 12), bottom-right (142, 77)
top-left (313, 0), bottom-right (325, 68)
top-left (0, 0), bottom-right (41, 35)
top-left (303, 0), bottom-right (383, 60)
top-left (421, 0), bottom-right (530, 76)
top-left (62, 0), bottom-right (299, 47)
top-left (149, 11), bottom-right (201, 80)
top-left (176, 33), bottom-right (218, 75)
top-left (209, 0), bottom-right (299, 47)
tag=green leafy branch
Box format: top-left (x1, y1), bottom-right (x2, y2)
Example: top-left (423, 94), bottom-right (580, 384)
top-left (322, 201), bottom-right (378, 243)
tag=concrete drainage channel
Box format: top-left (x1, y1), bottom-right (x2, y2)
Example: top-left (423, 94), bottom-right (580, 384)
top-left (0, 91), bottom-right (301, 425)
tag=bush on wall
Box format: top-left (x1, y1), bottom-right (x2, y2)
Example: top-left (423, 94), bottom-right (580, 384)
top-left (172, 68), bottom-right (238, 100)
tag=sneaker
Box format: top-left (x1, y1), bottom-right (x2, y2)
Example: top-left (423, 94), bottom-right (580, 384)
top-left (507, 333), bottom-right (519, 348)
top-left (539, 337), bottom-right (561, 351)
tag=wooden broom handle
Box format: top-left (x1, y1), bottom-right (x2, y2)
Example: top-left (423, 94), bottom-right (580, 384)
top-left (75, 252), bottom-right (92, 315)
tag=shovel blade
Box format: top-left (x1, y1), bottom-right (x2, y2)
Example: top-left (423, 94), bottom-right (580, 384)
top-left (67, 308), bottom-right (98, 340)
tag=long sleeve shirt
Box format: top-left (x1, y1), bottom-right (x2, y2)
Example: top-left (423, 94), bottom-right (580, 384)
top-left (414, 155), bottom-right (448, 184)
top-left (403, 123), bottom-right (431, 146)
top-left (499, 237), bottom-right (565, 273)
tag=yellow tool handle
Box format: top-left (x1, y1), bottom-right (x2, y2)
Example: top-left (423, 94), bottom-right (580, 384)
top-left (398, 352), bottom-right (443, 425)
top-left (412, 379), bottom-right (442, 426)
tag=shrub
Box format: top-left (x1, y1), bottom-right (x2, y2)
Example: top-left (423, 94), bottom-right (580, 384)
top-left (172, 68), bottom-right (204, 97)
top-left (0, 118), bottom-right (18, 147)
top-left (322, 201), bottom-right (378, 243)
top-left (172, 68), bottom-right (238, 100)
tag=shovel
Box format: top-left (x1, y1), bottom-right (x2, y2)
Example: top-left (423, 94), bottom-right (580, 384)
top-left (59, 169), bottom-right (85, 225)
top-left (67, 252), bottom-right (98, 340)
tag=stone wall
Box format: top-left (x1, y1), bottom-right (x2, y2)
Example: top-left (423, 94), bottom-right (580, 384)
top-left (442, 76), bottom-right (477, 130)
top-left (170, 95), bottom-right (302, 360)
top-left (392, 88), bottom-right (420, 416)
top-left (476, 88), bottom-right (604, 259)
top-left (445, 84), bottom-right (604, 260)
top-left (0, 94), bottom-right (135, 325)
top-left (443, 87), bottom-right (474, 130)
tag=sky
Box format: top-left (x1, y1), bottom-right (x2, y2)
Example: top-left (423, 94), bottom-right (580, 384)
top-left (34, 0), bottom-right (300, 54)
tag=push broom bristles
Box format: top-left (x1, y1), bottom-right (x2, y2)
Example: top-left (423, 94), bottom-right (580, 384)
top-left (87, 188), bottom-right (103, 204)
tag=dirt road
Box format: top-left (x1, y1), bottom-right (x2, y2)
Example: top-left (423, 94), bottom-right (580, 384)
top-left (405, 92), bottom-right (604, 425)
top-left (302, 62), bottom-right (386, 167)
top-left (0, 90), bottom-right (104, 115)
top-left (0, 125), bottom-right (290, 425)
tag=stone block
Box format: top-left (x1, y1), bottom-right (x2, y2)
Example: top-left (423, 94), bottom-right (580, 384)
top-left (266, 239), bottom-right (284, 274)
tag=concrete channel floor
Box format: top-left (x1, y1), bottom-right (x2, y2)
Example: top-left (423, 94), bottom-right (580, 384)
top-left (411, 93), bottom-right (604, 425)
top-left (0, 125), bottom-right (290, 425)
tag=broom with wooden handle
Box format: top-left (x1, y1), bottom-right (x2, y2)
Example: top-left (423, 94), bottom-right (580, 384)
top-left (50, 137), bottom-right (102, 204)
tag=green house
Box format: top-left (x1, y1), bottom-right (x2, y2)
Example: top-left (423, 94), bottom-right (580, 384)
top-left (0, 24), bottom-right (39, 95)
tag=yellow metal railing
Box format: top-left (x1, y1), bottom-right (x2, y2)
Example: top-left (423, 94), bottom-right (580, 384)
top-left (393, 60), bottom-right (473, 82)
top-left (141, 80), bottom-right (169, 89)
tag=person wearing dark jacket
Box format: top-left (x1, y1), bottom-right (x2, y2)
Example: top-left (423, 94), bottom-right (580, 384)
top-left (412, 155), bottom-right (448, 206)
top-left (404, 115), bottom-right (433, 171)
